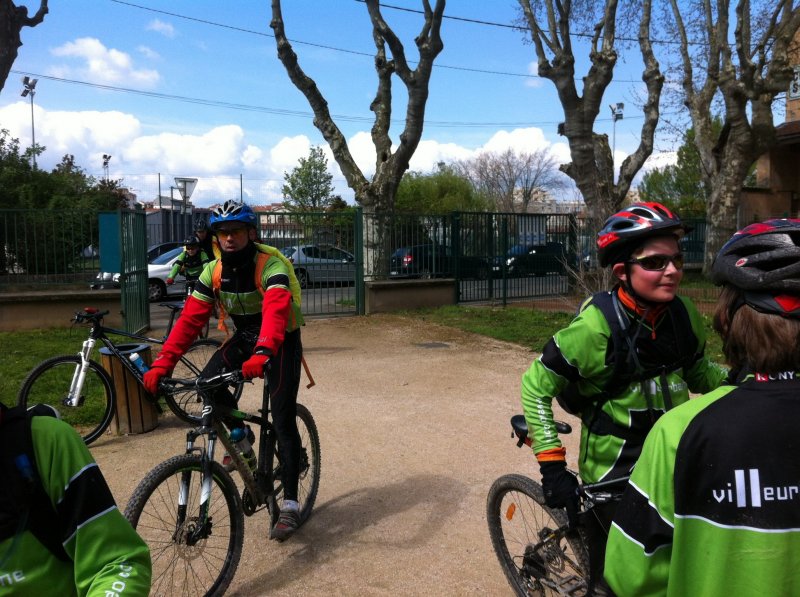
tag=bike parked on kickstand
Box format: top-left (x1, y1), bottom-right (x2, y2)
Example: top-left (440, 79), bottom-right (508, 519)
top-left (16, 308), bottom-right (240, 444)
top-left (486, 415), bottom-right (628, 597)
top-left (124, 370), bottom-right (321, 597)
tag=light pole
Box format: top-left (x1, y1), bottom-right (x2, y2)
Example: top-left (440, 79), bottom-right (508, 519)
top-left (20, 76), bottom-right (38, 169)
top-left (102, 154), bottom-right (112, 182)
top-left (609, 102), bottom-right (624, 180)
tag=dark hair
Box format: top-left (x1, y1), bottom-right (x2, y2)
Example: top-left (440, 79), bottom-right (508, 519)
top-left (713, 285), bottom-right (800, 374)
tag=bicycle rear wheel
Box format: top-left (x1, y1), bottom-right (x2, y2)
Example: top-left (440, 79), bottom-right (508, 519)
top-left (17, 355), bottom-right (114, 445)
top-left (124, 454), bottom-right (244, 597)
top-left (166, 339), bottom-right (243, 424)
top-left (272, 403), bottom-right (321, 524)
top-left (486, 474), bottom-right (589, 597)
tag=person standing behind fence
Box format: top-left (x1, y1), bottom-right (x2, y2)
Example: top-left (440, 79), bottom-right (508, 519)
top-left (520, 202), bottom-right (727, 595)
top-left (605, 218), bottom-right (800, 596)
top-left (166, 236), bottom-right (210, 289)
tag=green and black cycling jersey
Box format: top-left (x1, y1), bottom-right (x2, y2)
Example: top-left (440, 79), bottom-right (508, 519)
top-left (521, 287), bottom-right (726, 483)
top-left (168, 248), bottom-right (210, 282)
top-left (0, 413), bottom-right (151, 596)
top-left (605, 372), bottom-right (800, 596)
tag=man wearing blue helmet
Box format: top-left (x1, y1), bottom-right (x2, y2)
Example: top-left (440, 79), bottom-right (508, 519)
top-left (144, 200), bottom-right (305, 541)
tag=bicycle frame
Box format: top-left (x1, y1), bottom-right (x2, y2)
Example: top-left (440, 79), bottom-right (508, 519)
top-left (66, 310), bottom-right (169, 406)
top-left (171, 373), bottom-right (280, 544)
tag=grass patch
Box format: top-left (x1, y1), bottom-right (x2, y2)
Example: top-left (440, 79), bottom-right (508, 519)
top-left (403, 304), bottom-right (726, 364)
top-left (0, 327), bottom-right (89, 401)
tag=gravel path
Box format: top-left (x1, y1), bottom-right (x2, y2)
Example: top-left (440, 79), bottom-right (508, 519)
top-left (90, 313), bottom-right (581, 596)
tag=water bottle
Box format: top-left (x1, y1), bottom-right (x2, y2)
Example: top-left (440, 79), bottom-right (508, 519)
top-left (129, 352), bottom-right (149, 375)
top-left (230, 426), bottom-right (257, 473)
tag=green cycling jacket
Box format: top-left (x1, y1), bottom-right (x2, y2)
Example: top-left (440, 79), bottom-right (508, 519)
top-left (521, 291), bottom-right (726, 483)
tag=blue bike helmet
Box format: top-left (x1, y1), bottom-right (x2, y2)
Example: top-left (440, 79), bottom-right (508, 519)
top-left (209, 200), bottom-right (257, 230)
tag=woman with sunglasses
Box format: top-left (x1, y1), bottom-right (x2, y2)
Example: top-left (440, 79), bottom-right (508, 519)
top-left (520, 202), bottom-right (727, 595)
top-left (605, 219), bottom-right (800, 596)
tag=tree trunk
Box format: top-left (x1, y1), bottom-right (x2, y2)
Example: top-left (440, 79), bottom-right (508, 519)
top-left (0, 1), bottom-right (48, 93)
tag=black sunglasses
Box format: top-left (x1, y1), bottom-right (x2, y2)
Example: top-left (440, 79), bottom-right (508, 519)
top-left (628, 253), bottom-right (684, 271)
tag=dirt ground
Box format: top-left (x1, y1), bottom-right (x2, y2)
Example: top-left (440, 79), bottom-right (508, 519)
top-left (90, 313), bottom-right (581, 596)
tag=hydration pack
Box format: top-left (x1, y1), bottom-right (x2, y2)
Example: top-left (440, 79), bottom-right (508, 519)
top-left (555, 291), bottom-right (698, 417)
top-left (0, 403), bottom-right (69, 562)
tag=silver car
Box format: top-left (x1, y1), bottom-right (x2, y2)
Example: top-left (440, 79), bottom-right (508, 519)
top-left (147, 246), bottom-right (189, 301)
top-left (280, 245), bottom-right (356, 289)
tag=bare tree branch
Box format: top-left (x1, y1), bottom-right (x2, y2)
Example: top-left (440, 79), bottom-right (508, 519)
top-left (0, 0), bottom-right (48, 93)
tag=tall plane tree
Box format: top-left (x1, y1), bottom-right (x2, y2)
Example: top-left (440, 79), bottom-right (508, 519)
top-left (0, 0), bottom-right (48, 92)
top-left (667, 0), bottom-right (800, 272)
top-left (517, 0), bottom-right (664, 232)
top-left (270, 0), bottom-right (445, 278)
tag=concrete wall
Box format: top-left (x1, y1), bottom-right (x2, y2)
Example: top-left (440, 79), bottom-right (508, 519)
top-left (365, 279), bottom-right (456, 314)
top-left (0, 290), bottom-right (123, 331)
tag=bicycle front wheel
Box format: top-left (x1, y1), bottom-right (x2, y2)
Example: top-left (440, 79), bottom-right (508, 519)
top-left (17, 355), bottom-right (114, 445)
top-left (167, 339), bottom-right (243, 424)
top-left (273, 403), bottom-right (321, 524)
top-left (125, 454), bottom-right (244, 597)
top-left (486, 474), bottom-right (589, 597)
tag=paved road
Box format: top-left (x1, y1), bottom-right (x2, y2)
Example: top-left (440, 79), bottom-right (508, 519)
top-left (91, 313), bottom-right (582, 596)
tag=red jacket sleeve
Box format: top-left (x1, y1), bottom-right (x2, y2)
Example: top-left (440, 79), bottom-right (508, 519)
top-left (256, 287), bottom-right (292, 356)
top-left (152, 296), bottom-right (214, 371)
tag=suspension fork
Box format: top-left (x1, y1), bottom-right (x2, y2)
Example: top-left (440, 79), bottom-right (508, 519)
top-left (65, 337), bottom-right (97, 406)
top-left (176, 426), bottom-right (219, 545)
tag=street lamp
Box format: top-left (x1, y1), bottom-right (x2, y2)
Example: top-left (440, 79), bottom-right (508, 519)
top-left (20, 76), bottom-right (38, 169)
top-left (102, 154), bottom-right (112, 182)
top-left (609, 102), bottom-right (624, 178)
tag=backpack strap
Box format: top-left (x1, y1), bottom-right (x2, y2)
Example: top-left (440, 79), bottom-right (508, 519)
top-left (211, 244), bottom-right (303, 335)
top-left (0, 404), bottom-right (69, 562)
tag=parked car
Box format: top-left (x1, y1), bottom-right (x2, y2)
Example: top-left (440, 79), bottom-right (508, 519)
top-left (280, 244), bottom-right (356, 289)
top-left (389, 244), bottom-right (489, 280)
top-left (492, 242), bottom-right (574, 277)
top-left (146, 246), bottom-right (189, 301)
top-left (90, 241), bottom-right (187, 291)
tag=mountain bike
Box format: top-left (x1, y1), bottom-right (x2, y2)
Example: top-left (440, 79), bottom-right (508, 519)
top-left (16, 308), bottom-right (241, 444)
top-left (486, 415), bottom-right (627, 597)
top-left (124, 370), bottom-right (321, 597)
top-left (159, 279), bottom-right (210, 340)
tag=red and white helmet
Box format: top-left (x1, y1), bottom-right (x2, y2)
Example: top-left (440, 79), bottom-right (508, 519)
top-left (596, 202), bottom-right (688, 267)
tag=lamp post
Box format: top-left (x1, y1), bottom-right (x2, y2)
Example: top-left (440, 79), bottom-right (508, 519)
top-left (20, 76), bottom-right (38, 169)
top-left (102, 154), bottom-right (112, 182)
top-left (609, 102), bottom-right (624, 181)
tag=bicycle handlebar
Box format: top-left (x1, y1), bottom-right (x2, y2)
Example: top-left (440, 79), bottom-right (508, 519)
top-left (159, 370), bottom-right (246, 392)
top-left (73, 308), bottom-right (110, 324)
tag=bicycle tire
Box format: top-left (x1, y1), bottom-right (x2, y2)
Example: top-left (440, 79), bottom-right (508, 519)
top-left (124, 454), bottom-right (244, 597)
top-left (273, 403), bottom-right (321, 523)
top-left (16, 355), bottom-right (115, 445)
top-left (486, 474), bottom-right (589, 597)
top-left (166, 339), bottom-right (243, 424)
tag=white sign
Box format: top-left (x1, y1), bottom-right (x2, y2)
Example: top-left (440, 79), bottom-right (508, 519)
top-left (174, 177), bottom-right (198, 201)
top-left (790, 66), bottom-right (800, 100)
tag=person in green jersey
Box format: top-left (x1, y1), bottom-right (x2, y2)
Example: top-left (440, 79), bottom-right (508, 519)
top-left (605, 218), bottom-right (800, 596)
top-left (166, 236), bottom-right (210, 290)
top-left (521, 202), bottom-right (726, 595)
top-left (0, 402), bottom-right (151, 596)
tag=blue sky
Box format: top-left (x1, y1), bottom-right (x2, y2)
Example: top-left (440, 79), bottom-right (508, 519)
top-left (0, 0), bottom-right (665, 207)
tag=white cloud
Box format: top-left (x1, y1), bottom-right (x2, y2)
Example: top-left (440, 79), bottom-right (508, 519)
top-left (0, 99), bottom-right (583, 206)
top-left (524, 61), bottom-right (545, 88)
top-left (146, 19), bottom-right (175, 38)
top-left (137, 46), bottom-right (160, 61)
top-left (50, 37), bottom-right (159, 87)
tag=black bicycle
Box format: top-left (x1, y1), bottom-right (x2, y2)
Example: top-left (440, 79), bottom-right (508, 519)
top-left (124, 370), bottom-right (321, 597)
top-left (16, 308), bottom-right (241, 444)
top-left (486, 415), bottom-right (627, 596)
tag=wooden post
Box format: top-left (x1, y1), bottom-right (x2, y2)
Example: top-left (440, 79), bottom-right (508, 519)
top-left (99, 344), bottom-right (159, 435)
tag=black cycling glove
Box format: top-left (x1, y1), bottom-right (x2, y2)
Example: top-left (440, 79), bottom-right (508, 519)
top-left (540, 460), bottom-right (579, 513)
